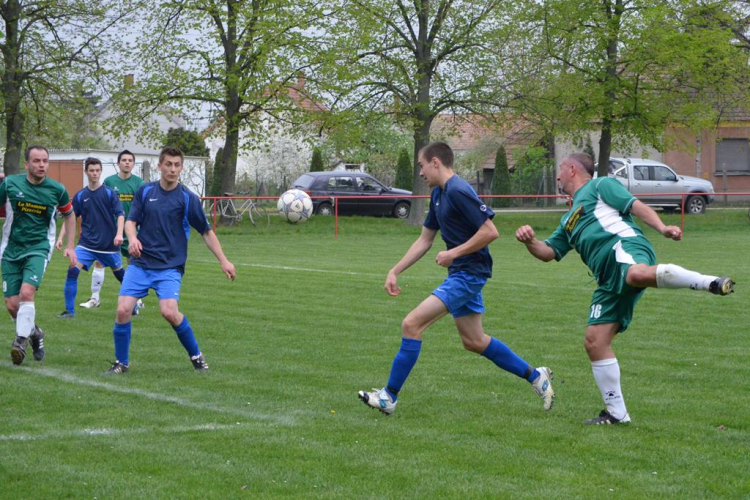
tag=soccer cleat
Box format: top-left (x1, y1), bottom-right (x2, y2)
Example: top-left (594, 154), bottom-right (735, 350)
top-left (79, 297), bottom-right (100, 308)
top-left (191, 353), bottom-right (209, 371)
top-left (57, 311), bottom-right (75, 319)
top-left (105, 360), bottom-right (129, 375)
top-left (583, 409), bottom-right (631, 425)
top-left (133, 299), bottom-right (144, 316)
top-left (30, 325), bottom-right (45, 362)
top-left (709, 277), bottom-right (735, 296)
top-left (531, 366), bottom-right (555, 411)
top-left (358, 387), bottom-right (397, 415)
top-left (10, 336), bottom-right (28, 365)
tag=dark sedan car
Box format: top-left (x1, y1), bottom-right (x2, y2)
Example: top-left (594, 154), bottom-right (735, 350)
top-left (291, 171), bottom-right (412, 218)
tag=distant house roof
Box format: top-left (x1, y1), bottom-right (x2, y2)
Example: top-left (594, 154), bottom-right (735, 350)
top-left (431, 114), bottom-right (541, 169)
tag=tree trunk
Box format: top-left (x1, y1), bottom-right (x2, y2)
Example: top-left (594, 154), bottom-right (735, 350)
top-left (597, 0), bottom-right (623, 178)
top-left (405, 0), bottom-right (433, 226)
top-left (1, 0), bottom-right (24, 175)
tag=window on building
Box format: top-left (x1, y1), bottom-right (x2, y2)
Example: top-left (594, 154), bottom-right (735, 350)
top-left (716, 139), bottom-right (750, 173)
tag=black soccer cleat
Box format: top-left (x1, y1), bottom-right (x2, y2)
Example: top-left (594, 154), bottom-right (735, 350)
top-left (583, 409), bottom-right (631, 425)
top-left (191, 353), bottom-right (209, 371)
top-left (30, 324), bottom-right (45, 362)
top-left (57, 311), bottom-right (75, 319)
top-left (708, 277), bottom-right (735, 296)
top-left (10, 336), bottom-right (28, 365)
top-left (105, 360), bottom-right (129, 375)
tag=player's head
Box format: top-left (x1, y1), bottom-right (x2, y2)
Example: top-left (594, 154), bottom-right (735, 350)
top-left (24, 145), bottom-right (50, 182)
top-left (418, 142), bottom-right (453, 187)
top-left (158, 146), bottom-right (184, 186)
top-left (117, 149), bottom-right (136, 175)
top-left (84, 157), bottom-right (103, 184)
top-left (558, 153), bottom-right (594, 195)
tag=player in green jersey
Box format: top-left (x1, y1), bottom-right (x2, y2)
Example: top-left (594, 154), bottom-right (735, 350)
top-left (516, 153), bottom-right (734, 425)
top-left (1, 146), bottom-right (78, 365)
top-left (79, 150), bottom-right (144, 312)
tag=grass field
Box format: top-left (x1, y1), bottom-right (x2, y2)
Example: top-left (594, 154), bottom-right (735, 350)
top-left (1, 209), bottom-right (748, 499)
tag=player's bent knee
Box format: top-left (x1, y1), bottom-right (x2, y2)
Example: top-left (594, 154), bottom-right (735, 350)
top-left (460, 337), bottom-right (485, 353)
top-left (626, 264), bottom-right (652, 287)
top-left (401, 316), bottom-right (425, 338)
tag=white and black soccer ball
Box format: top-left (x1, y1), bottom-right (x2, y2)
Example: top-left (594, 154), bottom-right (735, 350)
top-left (277, 189), bottom-right (314, 224)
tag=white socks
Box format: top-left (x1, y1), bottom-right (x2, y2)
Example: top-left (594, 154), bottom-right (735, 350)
top-left (656, 264), bottom-right (716, 291)
top-left (91, 265), bottom-right (105, 300)
top-left (16, 301), bottom-right (35, 339)
top-left (591, 358), bottom-right (630, 421)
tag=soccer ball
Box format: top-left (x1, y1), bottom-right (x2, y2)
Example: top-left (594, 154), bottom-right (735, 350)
top-left (277, 189), bottom-right (314, 223)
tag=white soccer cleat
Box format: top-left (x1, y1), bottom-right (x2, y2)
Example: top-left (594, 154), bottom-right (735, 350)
top-left (137, 299), bottom-right (145, 310)
top-left (532, 366), bottom-right (555, 411)
top-left (358, 387), bottom-right (397, 415)
top-left (79, 297), bottom-right (100, 308)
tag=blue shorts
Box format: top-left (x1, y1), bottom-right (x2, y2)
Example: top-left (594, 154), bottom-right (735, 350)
top-left (75, 246), bottom-right (123, 271)
top-left (432, 271), bottom-right (487, 318)
top-left (119, 265), bottom-right (182, 300)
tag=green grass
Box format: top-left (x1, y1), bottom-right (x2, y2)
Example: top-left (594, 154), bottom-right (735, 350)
top-left (0, 210), bottom-right (748, 499)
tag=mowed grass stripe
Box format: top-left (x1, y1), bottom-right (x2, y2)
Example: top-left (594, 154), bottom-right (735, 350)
top-left (0, 211), bottom-right (748, 498)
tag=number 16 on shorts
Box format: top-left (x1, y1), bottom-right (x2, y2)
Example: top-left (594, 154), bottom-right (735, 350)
top-left (590, 304), bottom-right (602, 319)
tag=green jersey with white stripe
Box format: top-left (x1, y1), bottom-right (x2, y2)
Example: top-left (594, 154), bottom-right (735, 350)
top-left (544, 178), bottom-right (646, 280)
top-left (0, 174), bottom-right (73, 261)
top-left (104, 173), bottom-right (143, 218)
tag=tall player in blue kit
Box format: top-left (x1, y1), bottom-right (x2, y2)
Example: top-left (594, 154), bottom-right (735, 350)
top-left (105, 146), bottom-right (236, 374)
top-left (358, 142), bottom-right (554, 415)
top-left (57, 157), bottom-right (125, 318)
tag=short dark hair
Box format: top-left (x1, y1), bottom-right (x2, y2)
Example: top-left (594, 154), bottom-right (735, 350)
top-left (420, 142), bottom-right (454, 168)
top-left (25, 145), bottom-right (49, 161)
top-left (159, 146), bottom-right (184, 164)
top-left (117, 149), bottom-right (135, 163)
top-left (84, 157), bottom-right (102, 171)
top-left (568, 153), bottom-right (595, 177)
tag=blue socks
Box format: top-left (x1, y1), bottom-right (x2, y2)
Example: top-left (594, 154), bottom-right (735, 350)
top-left (173, 316), bottom-right (200, 358)
top-left (64, 267), bottom-right (81, 314)
top-left (113, 322), bottom-right (132, 365)
top-left (385, 338), bottom-right (422, 401)
top-left (482, 337), bottom-right (539, 382)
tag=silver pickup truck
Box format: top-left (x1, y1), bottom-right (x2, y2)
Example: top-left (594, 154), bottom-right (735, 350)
top-left (607, 158), bottom-right (715, 214)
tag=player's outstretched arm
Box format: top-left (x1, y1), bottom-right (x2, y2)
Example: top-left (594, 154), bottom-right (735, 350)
top-left (62, 213), bottom-right (77, 267)
top-left (202, 229), bottom-right (236, 281)
top-left (385, 227), bottom-right (437, 296)
top-left (436, 219), bottom-right (497, 268)
top-left (630, 200), bottom-right (682, 241)
top-left (515, 225), bottom-right (556, 262)
top-left (125, 220), bottom-right (142, 257)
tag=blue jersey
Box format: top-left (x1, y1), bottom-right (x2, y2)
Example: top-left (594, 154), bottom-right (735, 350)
top-left (127, 182), bottom-right (210, 273)
top-left (72, 185), bottom-right (124, 253)
top-left (423, 175), bottom-right (495, 278)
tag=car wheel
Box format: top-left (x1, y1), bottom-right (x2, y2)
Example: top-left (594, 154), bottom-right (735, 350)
top-left (316, 202), bottom-right (334, 216)
top-left (393, 201), bottom-right (410, 219)
top-left (685, 195), bottom-right (706, 215)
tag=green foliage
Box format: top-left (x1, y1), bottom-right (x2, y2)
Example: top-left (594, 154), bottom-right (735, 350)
top-left (310, 147), bottom-right (324, 172)
top-left (319, 114), bottom-right (412, 185)
top-left (504, 0), bottom-right (750, 175)
top-left (210, 147), bottom-right (224, 196)
top-left (165, 128), bottom-right (208, 157)
top-left (490, 146), bottom-right (512, 208)
top-left (0, 0), bottom-right (131, 173)
top-left (512, 146), bottom-right (552, 196)
top-left (395, 148), bottom-right (413, 191)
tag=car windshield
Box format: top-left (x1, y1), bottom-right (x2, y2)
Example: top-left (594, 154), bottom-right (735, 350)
top-left (293, 174), bottom-right (315, 189)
